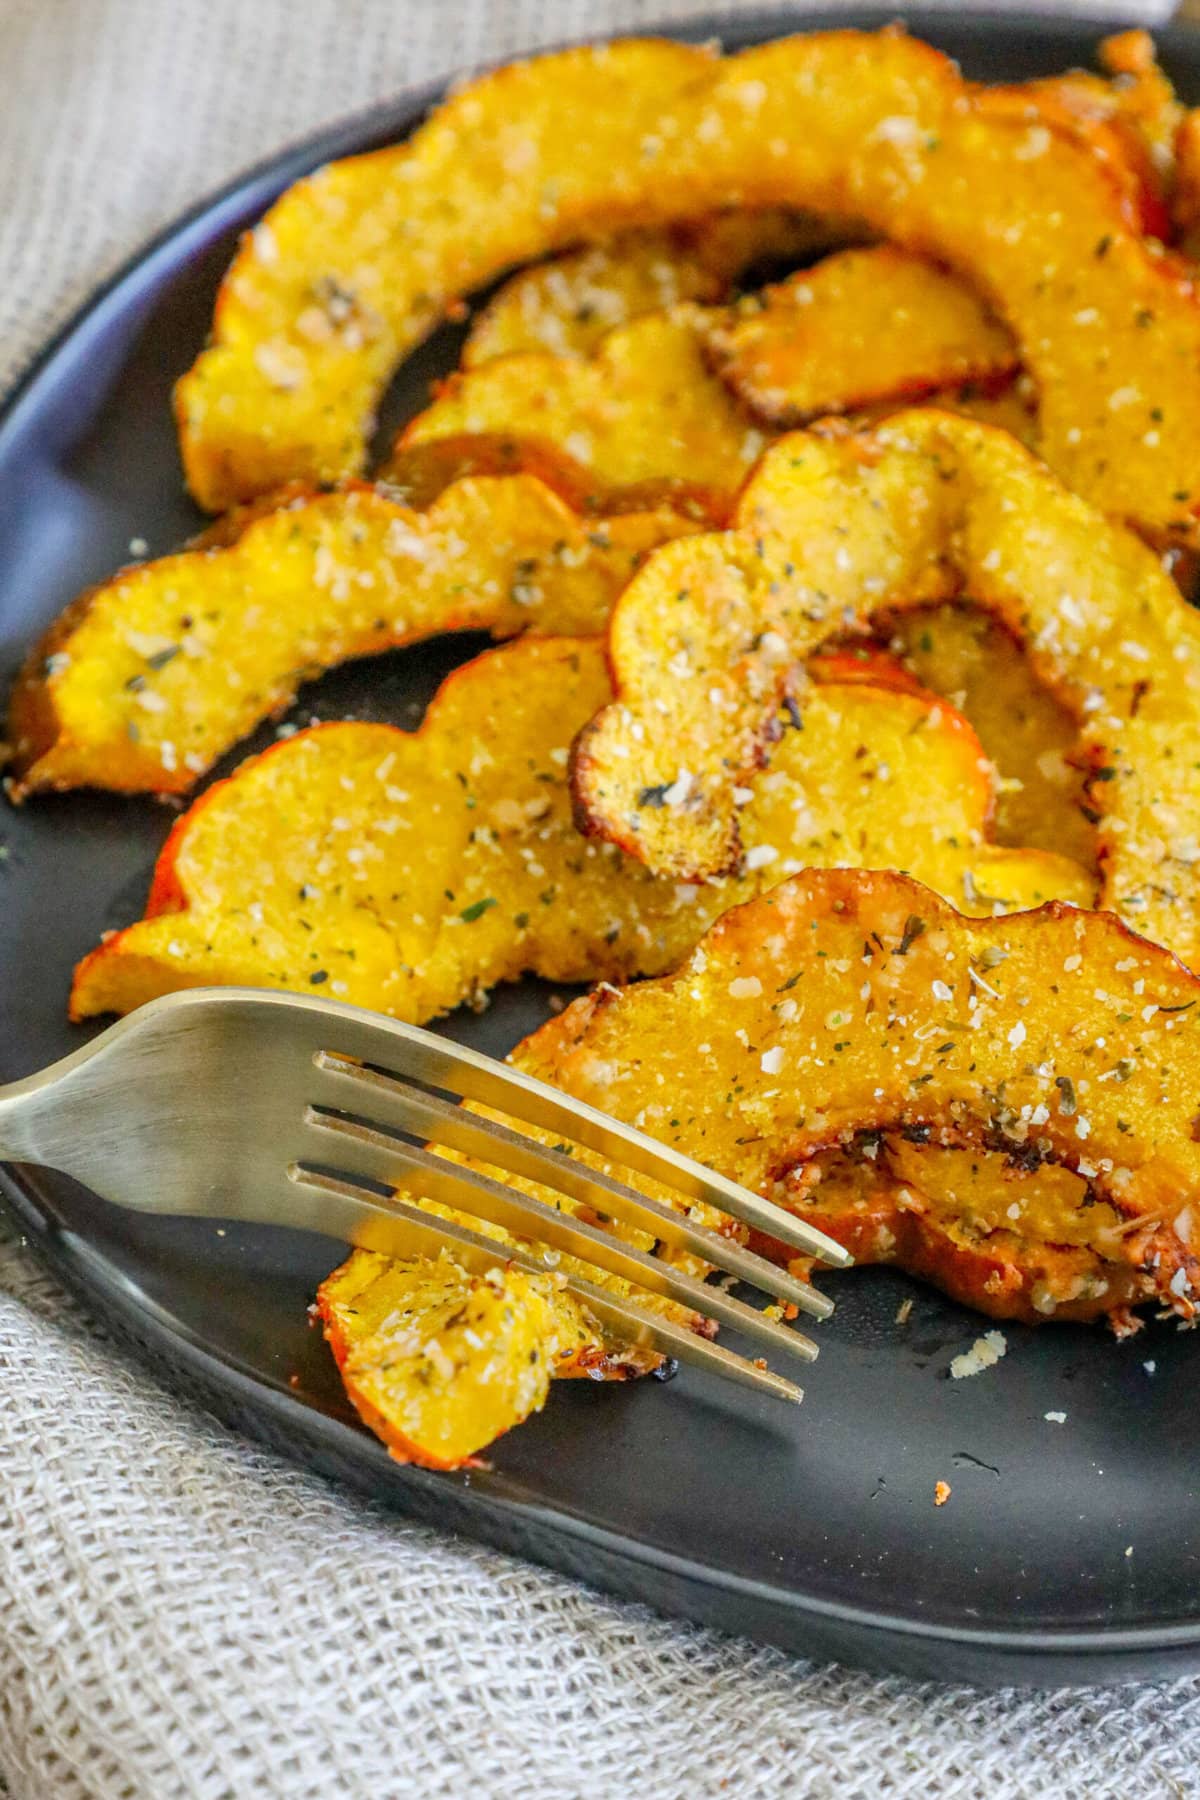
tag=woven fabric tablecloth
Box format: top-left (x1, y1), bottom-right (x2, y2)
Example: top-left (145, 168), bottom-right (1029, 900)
top-left (1, 2), bottom-right (1196, 1795)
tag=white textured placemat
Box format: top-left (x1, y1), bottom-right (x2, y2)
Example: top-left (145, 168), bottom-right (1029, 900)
top-left (0, 3), bottom-right (1192, 1796)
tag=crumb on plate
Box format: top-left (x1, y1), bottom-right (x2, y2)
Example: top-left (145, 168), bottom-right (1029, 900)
top-left (949, 1330), bottom-right (1007, 1379)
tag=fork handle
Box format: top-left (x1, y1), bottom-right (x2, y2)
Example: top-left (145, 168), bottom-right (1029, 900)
top-left (0, 1080), bottom-right (37, 1163)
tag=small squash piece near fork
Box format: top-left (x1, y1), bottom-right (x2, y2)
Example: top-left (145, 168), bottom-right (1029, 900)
top-left (317, 1249), bottom-right (615, 1469)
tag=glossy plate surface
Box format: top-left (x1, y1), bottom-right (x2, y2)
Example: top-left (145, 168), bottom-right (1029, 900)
top-left (2, 10), bottom-right (1198, 1686)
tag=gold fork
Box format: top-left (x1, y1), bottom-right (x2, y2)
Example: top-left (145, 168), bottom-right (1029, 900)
top-left (0, 988), bottom-right (851, 1404)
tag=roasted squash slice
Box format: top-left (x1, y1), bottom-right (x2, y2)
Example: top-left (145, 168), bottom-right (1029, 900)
top-left (177, 29), bottom-right (1200, 543)
top-left (517, 867), bottom-right (1200, 1328)
top-left (7, 477), bottom-right (696, 798)
top-left (70, 636), bottom-right (1092, 1025)
top-left (773, 1146), bottom-right (1157, 1328)
top-left (573, 410), bottom-right (1200, 966)
top-left (704, 246), bottom-right (1017, 425)
top-left (403, 306), bottom-right (766, 520)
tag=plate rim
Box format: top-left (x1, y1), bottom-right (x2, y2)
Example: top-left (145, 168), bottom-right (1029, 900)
top-left (4, 5), bottom-right (1200, 1683)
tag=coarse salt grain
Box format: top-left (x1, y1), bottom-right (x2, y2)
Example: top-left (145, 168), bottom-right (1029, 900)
top-left (744, 845), bottom-right (778, 870)
top-left (729, 976), bottom-right (762, 999)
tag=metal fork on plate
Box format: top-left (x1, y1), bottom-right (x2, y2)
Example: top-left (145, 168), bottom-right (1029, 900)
top-left (0, 988), bottom-right (851, 1403)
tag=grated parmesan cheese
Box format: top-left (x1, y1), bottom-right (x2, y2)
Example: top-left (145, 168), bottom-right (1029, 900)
top-left (950, 1330), bottom-right (1007, 1380)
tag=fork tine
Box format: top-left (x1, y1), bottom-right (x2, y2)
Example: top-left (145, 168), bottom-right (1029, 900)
top-left (292, 1167), bottom-right (804, 1404)
top-left (313, 1052), bottom-right (833, 1321)
top-left (311, 1039), bottom-right (853, 1268)
top-left (297, 1109), bottom-right (821, 1364)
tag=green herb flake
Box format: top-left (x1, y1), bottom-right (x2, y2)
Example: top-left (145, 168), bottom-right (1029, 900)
top-left (896, 916), bottom-right (927, 956)
top-left (638, 783), bottom-right (670, 809)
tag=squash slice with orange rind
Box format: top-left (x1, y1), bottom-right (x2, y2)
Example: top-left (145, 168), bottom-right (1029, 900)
top-left (6, 477), bottom-right (696, 798)
top-left (572, 410), bottom-right (1200, 966)
top-left (177, 29), bottom-right (1200, 543)
top-left (519, 867), bottom-right (1200, 1328)
top-left (704, 246), bottom-right (1017, 425)
top-left (766, 1145), bottom-right (1161, 1328)
top-left (69, 636), bottom-right (1092, 1025)
top-left (403, 306), bottom-right (767, 521)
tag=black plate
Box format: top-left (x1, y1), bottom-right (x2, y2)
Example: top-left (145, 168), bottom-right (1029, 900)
top-left (3, 10), bottom-right (1200, 1688)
